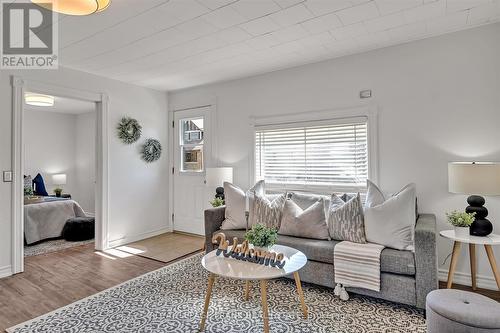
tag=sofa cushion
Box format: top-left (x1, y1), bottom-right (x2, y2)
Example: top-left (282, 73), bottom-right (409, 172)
top-left (279, 198), bottom-right (330, 240)
top-left (213, 229), bottom-right (416, 276)
top-left (253, 192), bottom-right (286, 230)
top-left (327, 193), bottom-right (366, 243)
top-left (364, 181), bottom-right (416, 251)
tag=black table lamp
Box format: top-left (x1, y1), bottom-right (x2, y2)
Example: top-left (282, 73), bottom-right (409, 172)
top-left (448, 162), bottom-right (500, 236)
top-left (205, 167), bottom-right (233, 202)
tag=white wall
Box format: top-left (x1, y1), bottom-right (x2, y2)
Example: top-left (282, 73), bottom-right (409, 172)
top-left (0, 66), bottom-right (169, 276)
top-left (24, 110), bottom-right (78, 196)
top-left (75, 111), bottom-right (96, 213)
top-left (169, 23), bottom-right (500, 289)
top-left (24, 109), bottom-right (96, 213)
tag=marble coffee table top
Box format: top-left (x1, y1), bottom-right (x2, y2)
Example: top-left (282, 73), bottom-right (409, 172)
top-left (201, 244), bottom-right (307, 280)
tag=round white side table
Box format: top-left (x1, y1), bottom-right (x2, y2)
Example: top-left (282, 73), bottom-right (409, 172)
top-left (440, 230), bottom-right (500, 290)
top-left (200, 244), bottom-right (308, 333)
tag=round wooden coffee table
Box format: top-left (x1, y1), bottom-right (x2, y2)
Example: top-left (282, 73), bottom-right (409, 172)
top-left (199, 244), bottom-right (308, 333)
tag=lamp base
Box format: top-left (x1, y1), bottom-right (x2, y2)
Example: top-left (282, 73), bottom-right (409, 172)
top-left (215, 187), bottom-right (224, 201)
top-left (466, 195), bottom-right (493, 237)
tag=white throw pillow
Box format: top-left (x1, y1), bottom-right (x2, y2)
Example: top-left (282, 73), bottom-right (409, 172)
top-left (220, 180), bottom-right (265, 230)
top-left (364, 180), bottom-right (416, 251)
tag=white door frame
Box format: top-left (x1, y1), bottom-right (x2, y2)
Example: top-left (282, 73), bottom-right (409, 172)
top-left (168, 102), bottom-right (217, 233)
top-left (11, 75), bottom-right (109, 274)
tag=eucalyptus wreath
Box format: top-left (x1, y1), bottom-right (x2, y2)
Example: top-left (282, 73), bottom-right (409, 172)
top-left (117, 117), bottom-right (142, 144)
top-left (141, 138), bottom-right (162, 163)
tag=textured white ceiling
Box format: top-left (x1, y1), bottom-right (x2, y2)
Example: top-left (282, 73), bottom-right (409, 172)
top-left (57, 0), bottom-right (500, 91)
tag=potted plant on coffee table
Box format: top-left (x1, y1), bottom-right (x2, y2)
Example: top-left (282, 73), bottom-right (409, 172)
top-left (244, 223), bottom-right (278, 252)
top-left (446, 210), bottom-right (475, 238)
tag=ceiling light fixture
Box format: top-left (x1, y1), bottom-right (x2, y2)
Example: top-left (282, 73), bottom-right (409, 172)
top-left (31, 0), bottom-right (111, 16)
top-left (25, 93), bottom-right (55, 107)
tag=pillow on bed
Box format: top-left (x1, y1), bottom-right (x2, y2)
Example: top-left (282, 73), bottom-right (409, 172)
top-left (33, 173), bottom-right (49, 196)
top-left (24, 175), bottom-right (33, 192)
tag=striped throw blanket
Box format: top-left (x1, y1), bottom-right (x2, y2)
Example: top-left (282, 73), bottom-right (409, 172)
top-left (334, 241), bottom-right (385, 292)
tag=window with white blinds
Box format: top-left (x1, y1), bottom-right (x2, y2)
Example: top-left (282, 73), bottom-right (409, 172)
top-left (255, 118), bottom-right (368, 192)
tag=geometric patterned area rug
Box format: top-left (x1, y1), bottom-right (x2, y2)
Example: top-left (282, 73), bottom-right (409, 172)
top-left (24, 239), bottom-right (94, 257)
top-left (8, 253), bottom-right (426, 333)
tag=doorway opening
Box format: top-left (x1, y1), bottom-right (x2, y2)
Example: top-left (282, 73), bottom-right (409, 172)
top-left (23, 93), bottom-right (97, 258)
top-left (11, 76), bottom-right (109, 274)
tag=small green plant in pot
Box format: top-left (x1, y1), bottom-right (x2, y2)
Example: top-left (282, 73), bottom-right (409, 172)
top-left (244, 223), bottom-right (278, 251)
top-left (209, 197), bottom-right (224, 207)
top-left (54, 188), bottom-right (63, 197)
top-left (446, 210), bottom-right (475, 238)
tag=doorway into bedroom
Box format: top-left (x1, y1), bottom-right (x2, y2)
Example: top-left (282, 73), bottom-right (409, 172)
top-left (22, 93), bottom-right (97, 258)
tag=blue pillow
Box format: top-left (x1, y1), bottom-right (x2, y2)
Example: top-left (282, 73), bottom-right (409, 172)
top-left (33, 173), bottom-right (49, 196)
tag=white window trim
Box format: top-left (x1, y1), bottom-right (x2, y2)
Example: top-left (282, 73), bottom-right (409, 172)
top-left (248, 105), bottom-right (379, 194)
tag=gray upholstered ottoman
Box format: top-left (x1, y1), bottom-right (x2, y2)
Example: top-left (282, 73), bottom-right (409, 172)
top-left (426, 289), bottom-right (500, 333)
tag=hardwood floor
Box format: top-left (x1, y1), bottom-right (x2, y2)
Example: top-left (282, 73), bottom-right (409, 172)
top-left (1, 242), bottom-right (498, 332)
top-left (439, 281), bottom-right (500, 301)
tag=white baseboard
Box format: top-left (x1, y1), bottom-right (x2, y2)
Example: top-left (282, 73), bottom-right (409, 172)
top-left (0, 265), bottom-right (12, 279)
top-left (438, 268), bottom-right (498, 290)
top-left (108, 226), bottom-right (173, 248)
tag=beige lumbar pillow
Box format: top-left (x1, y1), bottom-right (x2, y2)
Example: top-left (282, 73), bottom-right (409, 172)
top-left (364, 180), bottom-right (416, 251)
top-left (279, 198), bottom-right (330, 240)
top-left (328, 193), bottom-right (366, 243)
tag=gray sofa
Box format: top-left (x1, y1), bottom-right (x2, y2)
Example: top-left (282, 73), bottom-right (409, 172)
top-left (204, 206), bottom-right (438, 309)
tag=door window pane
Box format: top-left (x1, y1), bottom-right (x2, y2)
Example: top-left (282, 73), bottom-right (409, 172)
top-left (182, 146), bottom-right (203, 172)
top-left (180, 118), bottom-right (204, 172)
top-left (181, 119), bottom-right (204, 145)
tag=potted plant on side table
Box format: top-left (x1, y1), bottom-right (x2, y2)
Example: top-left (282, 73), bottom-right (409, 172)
top-left (244, 223), bottom-right (278, 252)
top-left (446, 210), bottom-right (476, 238)
top-left (54, 187), bottom-right (63, 197)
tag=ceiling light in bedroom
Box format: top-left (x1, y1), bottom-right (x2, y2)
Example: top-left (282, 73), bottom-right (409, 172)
top-left (25, 93), bottom-right (55, 107)
top-left (31, 0), bottom-right (111, 16)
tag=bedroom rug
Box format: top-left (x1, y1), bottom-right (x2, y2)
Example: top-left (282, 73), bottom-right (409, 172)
top-left (7, 253), bottom-right (426, 333)
top-left (24, 239), bottom-right (94, 257)
top-left (116, 232), bottom-right (204, 263)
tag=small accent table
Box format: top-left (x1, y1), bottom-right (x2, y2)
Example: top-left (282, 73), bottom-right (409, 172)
top-left (200, 245), bottom-right (308, 333)
top-left (440, 230), bottom-right (500, 290)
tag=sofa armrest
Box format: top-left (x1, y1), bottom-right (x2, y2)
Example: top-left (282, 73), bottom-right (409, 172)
top-left (204, 206), bottom-right (225, 253)
top-left (414, 213), bottom-right (438, 308)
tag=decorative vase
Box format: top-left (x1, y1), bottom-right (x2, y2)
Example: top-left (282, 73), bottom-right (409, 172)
top-left (454, 226), bottom-right (470, 239)
top-left (253, 245), bottom-right (270, 252)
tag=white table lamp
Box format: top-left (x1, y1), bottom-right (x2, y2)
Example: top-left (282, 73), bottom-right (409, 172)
top-left (206, 167), bottom-right (233, 202)
top-left (448, 162), bottom-right (500, 236)
top-left (205, 167), bottom-right (233, 187)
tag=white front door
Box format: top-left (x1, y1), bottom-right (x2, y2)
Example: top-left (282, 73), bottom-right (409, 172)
top-left (173, 107), bottom-right (213, 235)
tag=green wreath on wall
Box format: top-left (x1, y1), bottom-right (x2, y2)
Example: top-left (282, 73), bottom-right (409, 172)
top-left (142, 138), bottom-right (162, 163)
top-left (117, 117), bottom-right (142, 144)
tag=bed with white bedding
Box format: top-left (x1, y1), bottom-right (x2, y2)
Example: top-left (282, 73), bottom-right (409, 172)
top-left (24, 199), bottom-right (87, 244)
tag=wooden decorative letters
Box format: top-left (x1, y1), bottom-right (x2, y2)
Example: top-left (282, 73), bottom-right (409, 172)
top-left (212, 233), bottom-right (286, 269)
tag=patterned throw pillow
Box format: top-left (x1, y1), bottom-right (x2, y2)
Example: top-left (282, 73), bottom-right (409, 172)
top-left (253, 193), bottom-right (286, 230)
top-left (24, 175), bottom-right (33, 192)
top-left (328, 193), bottom-right (366, 243)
